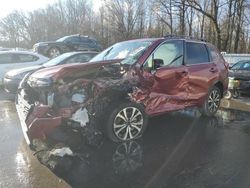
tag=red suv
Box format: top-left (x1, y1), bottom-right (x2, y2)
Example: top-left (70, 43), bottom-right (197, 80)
top-left (16, 36), bottom-right (228, 145)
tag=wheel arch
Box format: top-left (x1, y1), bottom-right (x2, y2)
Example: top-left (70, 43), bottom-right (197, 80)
top-left (214, 81), bottom-right (224, 98)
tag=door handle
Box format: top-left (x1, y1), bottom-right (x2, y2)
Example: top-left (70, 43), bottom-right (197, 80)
top-left (209, 67), bottom-right (217, 73)
top-left (177, 70), bottom-right (188, 76)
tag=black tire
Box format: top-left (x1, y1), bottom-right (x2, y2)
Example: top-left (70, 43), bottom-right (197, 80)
top-left (48, 47), bottom-right (61, 58)
top-left (199, 86), bottom-right (221, 117)
top-left (233, 90), bottom-right (240, 98)
top-left (106, 102), bottom-right (148, 142)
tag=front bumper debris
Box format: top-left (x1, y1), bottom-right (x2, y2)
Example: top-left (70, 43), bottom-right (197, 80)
top-left (16, 93), bottom-right (63, 145)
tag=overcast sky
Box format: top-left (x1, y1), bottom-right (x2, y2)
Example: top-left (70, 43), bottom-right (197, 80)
top-left (0, 0), bottom-right (101, 19)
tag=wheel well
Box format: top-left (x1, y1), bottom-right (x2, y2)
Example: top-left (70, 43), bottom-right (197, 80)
top-left (214, 82), bottom-right (224, 97)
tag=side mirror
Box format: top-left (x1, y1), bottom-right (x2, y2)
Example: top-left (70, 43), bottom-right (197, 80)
top-left (153, 59), bottom-right (164, 70)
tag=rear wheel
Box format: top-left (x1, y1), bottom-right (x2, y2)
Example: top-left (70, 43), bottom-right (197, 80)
top-left (106, 102), bottom-right (148, 142)
top-left (233, 90), bottom-right (240, 98)
top-left (199, 86), bottom-right (221, 117)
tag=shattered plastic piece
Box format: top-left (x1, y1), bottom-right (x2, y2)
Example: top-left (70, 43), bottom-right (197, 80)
top-left (71, 108), bottom-right (89, 127)
top-left (72, 93), bottom-right (85, 103)
top-left (50, 147), bottom-right (73, 157)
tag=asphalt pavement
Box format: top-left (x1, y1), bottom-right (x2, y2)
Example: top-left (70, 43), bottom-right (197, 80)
top-left (0, 90), bottom-right (69, 188)
top-left (1, 89), bottom-right (250, 188)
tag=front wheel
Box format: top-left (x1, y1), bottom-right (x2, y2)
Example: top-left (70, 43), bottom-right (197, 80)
top-left (48, 47), bottom-right (61, 58)
top-left (106, 102), bottom-right (148, 142)
top-left (199, 86), bottom-right (221, 117)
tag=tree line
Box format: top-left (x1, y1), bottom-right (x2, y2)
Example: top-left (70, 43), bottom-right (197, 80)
top-left (0, 0), bottom-right (250, 53)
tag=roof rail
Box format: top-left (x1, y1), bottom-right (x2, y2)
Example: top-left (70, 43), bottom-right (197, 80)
top-left (71, 34), bottom-right (89, 38)
top-left (164, 34), bottom-right (206, 42)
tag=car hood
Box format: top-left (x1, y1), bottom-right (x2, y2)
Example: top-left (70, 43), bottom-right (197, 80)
top-left (229, 70), bottom-right (250, 80)
top-left (6, 65), bottom-right (42, 77)
top-left (30, 59), bottom-right (124, 81)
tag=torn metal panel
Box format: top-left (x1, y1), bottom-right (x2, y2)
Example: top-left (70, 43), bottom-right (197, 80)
top-left (70, 108), bottom-right (89, 127)
top-left (50, 147), bottom-right (73, 157)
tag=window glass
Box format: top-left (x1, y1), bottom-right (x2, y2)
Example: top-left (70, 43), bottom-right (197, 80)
top-left (65, 37), bottom-right (79, 43)
top-left (144, 40), bottom-right (184, 69)
top-left (186, 42), bottom-right (209, 65)
top-left (207, 45), bottom-right (220, 62)
top-left (14, 54), bottom-right (38, 63)
top-left (65, 54), bottom-right (94, 64)
top-left (90, 40), bottom-right (153, 65)
top-left (0, 54), bottom-right (12, 64)
top-left (231, 61), bottom-right (250, 70)
top-left (43, 53), bottom-right (75, 67)
top-left (81, 37), bottom-right (92, 43)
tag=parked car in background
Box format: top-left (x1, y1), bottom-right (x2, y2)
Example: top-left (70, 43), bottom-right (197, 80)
top-left (228, 60), bottom-right (250, 95)
top-left (0, 47), bottom-right (12, 51)
top-left (16, 36), bottom-right (228, 145)
top-left (33, 34), bottom-right (102, 58)
top-left (4, 51), bottom-right (98, 93)
top-left (0, 51), bottom-right (49, 85)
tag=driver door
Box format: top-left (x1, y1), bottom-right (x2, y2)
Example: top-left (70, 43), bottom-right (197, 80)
top-left (143, 40), bottom-right (189, 115)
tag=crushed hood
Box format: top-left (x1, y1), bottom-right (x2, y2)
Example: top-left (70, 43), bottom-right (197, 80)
top-left (29, 59), bottom-right (123, 81)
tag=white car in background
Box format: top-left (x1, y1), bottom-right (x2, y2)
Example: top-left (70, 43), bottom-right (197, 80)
top-left (0, 51), bottom-right (49, 85)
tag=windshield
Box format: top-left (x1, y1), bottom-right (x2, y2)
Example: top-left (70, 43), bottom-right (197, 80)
top-left (42, 53), bottom-right (75, 67)
top-left (90, 40), bottom-right (153, 65)
top-left (56, 36), bottom-right (69, 42)
top-left (231, 61), bottom-right (250, 70)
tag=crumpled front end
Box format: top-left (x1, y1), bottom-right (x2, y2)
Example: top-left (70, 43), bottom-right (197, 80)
top-left (16, 79), bottom-right (93, 145)
top-left (16, 65), bottom-right (142, 145)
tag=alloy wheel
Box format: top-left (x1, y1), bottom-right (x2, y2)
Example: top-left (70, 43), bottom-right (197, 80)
top-left (49, 48), bottom-right (60, 58)
top-left (113, 107), bottom-right (143, 141)
top-left (208, 89), bottom-right (220, 113)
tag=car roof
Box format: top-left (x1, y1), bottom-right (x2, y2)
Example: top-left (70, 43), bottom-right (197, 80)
top-left (121, 37), bottom-right (208, 45)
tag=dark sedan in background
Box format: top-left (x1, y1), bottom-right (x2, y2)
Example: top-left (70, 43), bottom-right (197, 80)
top-left (33, 34), bottom-right (102, 58)
top-left (229, 60), bottom-right (250, 94)
top-left (4, 51), bottom-right (98, 93)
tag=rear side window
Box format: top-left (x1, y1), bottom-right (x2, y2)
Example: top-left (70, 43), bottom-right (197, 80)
top-left (81, 37), bottom-right (94, 44)
top-left (66, 37), bottom-right (80, 43)
top-left (0, 54), bottom-right (12, 64)
top-left (207, 45), bottom-right (221, 62)
top-left (186, 42), bottom-right (210, 65)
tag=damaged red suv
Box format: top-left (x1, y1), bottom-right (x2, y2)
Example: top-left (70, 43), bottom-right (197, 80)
top-left (16, 36), bottom-right (228, 145)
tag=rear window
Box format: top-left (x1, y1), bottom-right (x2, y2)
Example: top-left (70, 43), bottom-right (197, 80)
top-left (186, 42), bottom-right (210, 65)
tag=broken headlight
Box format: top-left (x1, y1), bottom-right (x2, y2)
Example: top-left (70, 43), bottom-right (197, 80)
top-left (47, 92), bottom-right (55, 107)
top-left (28, 77), bottom-right (53, 87)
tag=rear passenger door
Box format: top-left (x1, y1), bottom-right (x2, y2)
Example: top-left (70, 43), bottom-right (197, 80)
top-left (185, 42), bottom-right (218, 105)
